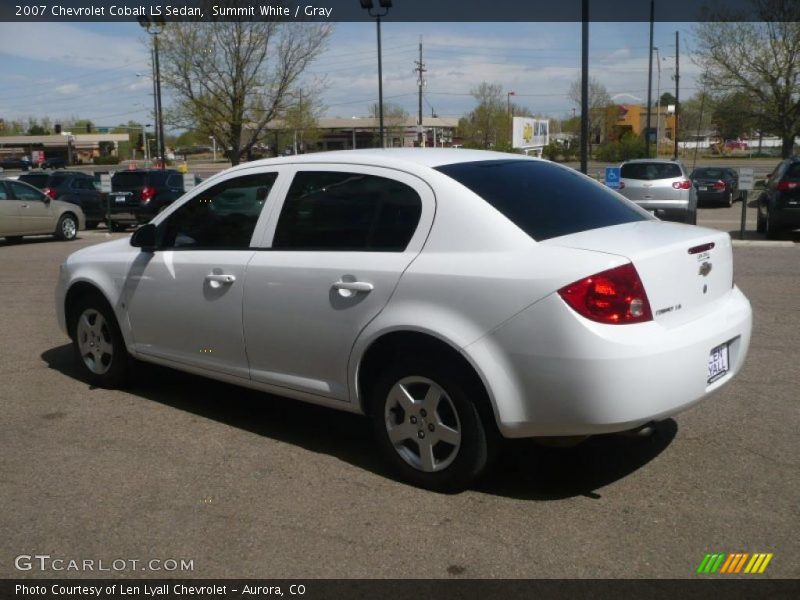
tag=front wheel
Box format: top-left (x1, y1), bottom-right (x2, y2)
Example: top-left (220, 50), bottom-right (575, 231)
top-left (108, 221), bottom-right (127, 232)
top-left (55, 213), bottom-right (78, 240)
top-left (368, 356), bottom-right (496, 492)
top-left (71, 295), bottom-right (131, 388)
top-left (685, 209), bottom-right (697, 225)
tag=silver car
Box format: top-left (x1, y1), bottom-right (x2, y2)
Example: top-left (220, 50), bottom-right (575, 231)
top-left (0, 178), bottom-right (85, 242)
top-left (618, 159), bottom-right (697, 224)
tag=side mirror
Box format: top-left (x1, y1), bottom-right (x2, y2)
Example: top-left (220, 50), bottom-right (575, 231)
top-left (130, 223), bottom-right (157, 252)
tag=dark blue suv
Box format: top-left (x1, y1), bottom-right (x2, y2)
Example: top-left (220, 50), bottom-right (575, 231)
top-left (757, 158), bottom-right (800, 239)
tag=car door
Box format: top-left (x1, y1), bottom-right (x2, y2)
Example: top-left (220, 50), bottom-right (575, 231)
top-left (8, 180), bottom-right (55, 234)
top-left (0, 182), bottom-right (22, 235)
top-left (243, 165), bottom-right (435, 401)
top-left (123, 170), bottom-right (282, 378)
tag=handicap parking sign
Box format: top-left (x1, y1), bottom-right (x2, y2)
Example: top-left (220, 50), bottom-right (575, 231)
top-left (605, 167), bottom-right (621, 190)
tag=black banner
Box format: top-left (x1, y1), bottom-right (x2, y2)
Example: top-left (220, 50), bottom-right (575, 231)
top-left (2, 0), bottom-right (796, 23)
top-left (3, 579), bottom-right (800, 600)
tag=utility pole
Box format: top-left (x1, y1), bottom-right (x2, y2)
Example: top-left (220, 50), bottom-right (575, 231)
top-left (673, 30), bottom-right (680, 160)
top-left (414, 39), bottom-right (426, 147)
top-left (645, 0), bottom-right (654, 157)
top-left (580, 0), bottom-right (589, 174)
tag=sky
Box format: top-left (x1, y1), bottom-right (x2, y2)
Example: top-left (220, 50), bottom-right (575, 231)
top-left (0, 21), bottom-right (703, 131)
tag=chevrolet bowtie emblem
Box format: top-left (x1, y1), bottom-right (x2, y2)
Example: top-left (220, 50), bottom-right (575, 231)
top-left (699, 262), bottom-right (712, 277)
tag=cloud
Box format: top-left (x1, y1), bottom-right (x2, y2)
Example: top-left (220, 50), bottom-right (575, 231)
top-left (55, 84), bottom-right (80, 95)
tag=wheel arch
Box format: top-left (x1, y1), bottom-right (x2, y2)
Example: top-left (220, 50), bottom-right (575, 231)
top-left (353, 329), bottom-right (502, 435)
top-left (64, 280), bottom-right (126, 345)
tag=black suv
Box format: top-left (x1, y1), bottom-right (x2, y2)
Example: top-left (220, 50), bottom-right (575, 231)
top-left (18, 171), bottom-right (105, 228)
top-left (107, 169), bottom-right (187, 230)
top-left (757, 157), bottom-right (800, 239)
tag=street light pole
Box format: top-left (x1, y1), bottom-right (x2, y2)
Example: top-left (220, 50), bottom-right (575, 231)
top-left (654, 47), bottom-right (661, 158)
top-left (507, 91), bottom-right (515, 116)
top-left (209, 136), bottom-right (217, 161)
top-left (645, 0), bottom-right (654, 157)
top-left (360, 0), bottom-right (392, 149)
top-left (138, 15), bottom-right (166, 169)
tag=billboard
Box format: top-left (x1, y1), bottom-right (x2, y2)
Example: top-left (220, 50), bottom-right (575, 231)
top-left (512, 117), bottom-right (549, 150)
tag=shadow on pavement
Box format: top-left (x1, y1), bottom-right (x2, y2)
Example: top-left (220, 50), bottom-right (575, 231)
top-left (42, 343), bottom-right (676, 499)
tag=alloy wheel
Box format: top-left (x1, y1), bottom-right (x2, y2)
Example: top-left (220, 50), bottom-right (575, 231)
top-left (384, 376), bottom-right (462, 472)
top-left (76, 309), bottom-right (114, 375)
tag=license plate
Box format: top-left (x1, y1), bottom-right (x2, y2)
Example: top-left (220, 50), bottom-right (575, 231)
top-left (699, 186), bottom-right (707, 191)
top-left (707, 343), bottom-right (730, 383)
top-left (113, 195), bottom-right (126, 203)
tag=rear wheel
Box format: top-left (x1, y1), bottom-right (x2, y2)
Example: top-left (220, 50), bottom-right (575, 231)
top-left (724, 191), bottom-right (733, 207)
top-left (55, 213), bottom-right (78, 241)
top-left (765, 211), bottom-right (781, 240)
top-left (108, 221), bottom-right (127, 232)
top-left (368, 355), bottom-right (496, 493)
top-left (71, 295), bottom-right (131, 388)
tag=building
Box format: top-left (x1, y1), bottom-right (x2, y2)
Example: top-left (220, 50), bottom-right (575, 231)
top-left (0, 133), bottom-right (130, 164)
top-left (263, 116), bottom-right (459, 153)
top-left (611, 104), bottom-right (677, 144)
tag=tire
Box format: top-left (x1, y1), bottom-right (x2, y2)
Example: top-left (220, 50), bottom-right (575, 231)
top-left (765, 211), bottom-right (781, 240)
top-left (685, 209), bottom-right (697, 225)
top-left (70, 294), bottom-right (131, 388)
top-left (55, 213), bottom-right (79, 241)
top-left (367, 355), bottom-right (496, 493)
top-left (85, 221), bottom-right (99, 230)
top-left (108, 221), bottom-right (127, 232)
top-left (756, 207), bottom-right (766, 233)
top-left (724, 191), bottom-right (733, 207)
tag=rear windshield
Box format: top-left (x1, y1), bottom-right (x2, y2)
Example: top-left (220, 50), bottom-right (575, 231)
top-left (112, 172), bottom-right (147, 188)
top-left (785, 163), bottom-right (800, 180)
top-left (621, 162), bottom-right (683, 180)
top-left (692, 168), bottom-right (731, 179)
top-left (435, 160), bottom-right (647, 241)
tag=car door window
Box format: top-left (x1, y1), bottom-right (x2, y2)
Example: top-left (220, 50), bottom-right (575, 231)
top-left (159, 172), bottom-right (277, 250)
top-left (8, 181), bottom-right (46, 201)
top-left (0, 184), bottom-right (8, 200)
top-left (166, 174), bottom-right (184, 189)
top-left (272, 171), bottom-right (422, 251)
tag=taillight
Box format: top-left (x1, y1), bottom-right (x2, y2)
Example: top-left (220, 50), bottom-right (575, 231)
top-left (777, 180), bottom-right (798, 191)
top-left (141, 186), bottom-right (156, 203)
top-left (42, 187), bottom-right (58, 199)
top-left (557, 263), bottom-right (653, 325)
top-left (672, 180), bottom-right (692, 190)
top-left (712, 180), bottom-right (726, 190)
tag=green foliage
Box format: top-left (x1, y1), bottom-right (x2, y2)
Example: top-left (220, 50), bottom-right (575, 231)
top-left (596, 134), bottom-right (647, 161)
top-left (93, 155), bottom-right (120, 165)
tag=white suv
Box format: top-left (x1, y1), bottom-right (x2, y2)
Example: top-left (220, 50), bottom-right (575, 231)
top-left (56, 150), bottom-right (751, 491)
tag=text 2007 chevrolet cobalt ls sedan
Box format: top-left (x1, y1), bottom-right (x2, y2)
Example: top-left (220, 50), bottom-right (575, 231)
top-left (55, 149), bottom-right (752, 491)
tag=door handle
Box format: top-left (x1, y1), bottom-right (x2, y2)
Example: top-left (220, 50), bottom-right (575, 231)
top-left (20, 204), bottom-right (29, 208)
top-left (333, 280), bottom-right (374, 296)
top-left (205, 273), bottom-right (236, 288)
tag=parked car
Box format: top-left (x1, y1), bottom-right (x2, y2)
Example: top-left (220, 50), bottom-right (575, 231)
top-left (20, 171), bottom-right (105, 229)
top-left (618, 159), bottom-right (698, 224)
top-left (55, 150), bottom-right (752, 491)
top-left (41, 156), bottom-right (67, 169)
top-left (690, 167), bottom-right (740, 207)
top-left (107, 169), bottom-right (187, 231)
top-left (0, 156), bottom-right (31, 171)
top-left (756, 157), bottom-right (800, 239)
top-left (1, 178), bottom-right (85, 242)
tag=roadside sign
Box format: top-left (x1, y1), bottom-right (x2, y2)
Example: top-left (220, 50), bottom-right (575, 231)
top-left (739, 167), bottom-right (755, 190)
top-left (99, 174), bottom-right (111, 193)
top-left (183, 173), bottom-right (196, 191)
top-left (605, 166), bottom-right (621, 189)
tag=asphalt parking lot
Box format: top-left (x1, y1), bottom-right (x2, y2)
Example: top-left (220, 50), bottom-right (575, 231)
top-left (1, 217), bottom-right (798, 579)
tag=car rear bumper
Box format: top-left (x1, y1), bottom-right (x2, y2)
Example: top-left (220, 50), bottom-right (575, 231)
top-left (697, 190), bottom-right (730, 203)
top-left (769, 206), bottom-right (800, 229)
top-left (466, 286), bottom-right (752, 438)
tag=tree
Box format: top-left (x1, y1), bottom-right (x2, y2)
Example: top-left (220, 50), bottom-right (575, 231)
top-left (159, 17), bottom-right (332, 165)
top-left (568, 77), bottom-right (611, 150)
top-left (659, 92), bottom-right (677, 108)
top-left (369, 102), bottom-right (408, 147)
top-left (711, 91), bottom-right (759, 140)
top-left (457, 82), bottom-right (508, 149)
top-left (678, 92), bottom-right (714, 140)
top-left (694, 0), bottom-right (800, 157)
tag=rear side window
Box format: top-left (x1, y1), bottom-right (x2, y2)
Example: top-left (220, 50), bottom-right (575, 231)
top-left (18, 174), bottom-right (49, 188)
top-left (49, 173), bottom-right (70, 187)
top-left (692, 168), bottom-right (726, 179)
top-left (272, 171), bottom-right (422, 251)
top-left (435, 160), bottom-right (647, 242)
top-left (621, 162), bottom-right (683, 180)
top-left (166, 173), bottom-right (184, 188)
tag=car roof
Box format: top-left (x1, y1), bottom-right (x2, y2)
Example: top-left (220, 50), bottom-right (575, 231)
top-left (621, 158), bottom-right (681, 164)
top-left (225, 149), bottom-right (538, 173)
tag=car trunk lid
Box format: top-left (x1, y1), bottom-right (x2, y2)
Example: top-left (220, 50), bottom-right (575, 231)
top-left (543, 221), bottom-right (733, 328)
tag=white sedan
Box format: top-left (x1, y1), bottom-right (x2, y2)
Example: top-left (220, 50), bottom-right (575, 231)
top-left (55, 149), bottom-right (752, 491)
